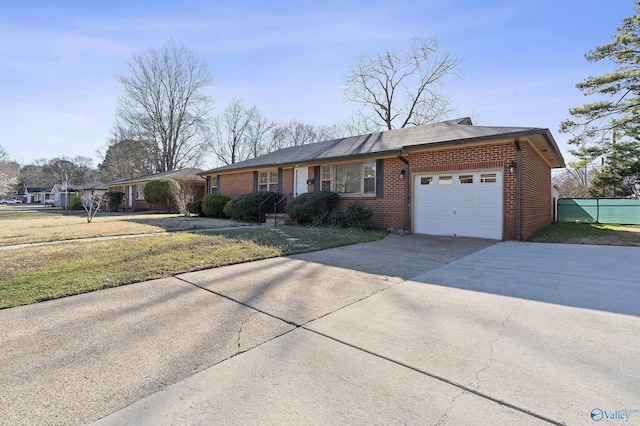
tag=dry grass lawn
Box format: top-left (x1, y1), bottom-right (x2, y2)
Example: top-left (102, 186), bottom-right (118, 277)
top-left (530, 222), bottom-right (640, 246)
top-left (0, 226), bottom-right (388, 309)
top-left (0, 206), bottom-right (243, 246)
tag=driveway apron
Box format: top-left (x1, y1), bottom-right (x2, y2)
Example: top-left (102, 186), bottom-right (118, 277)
top-left (2, 235), bottom-right (638, 425)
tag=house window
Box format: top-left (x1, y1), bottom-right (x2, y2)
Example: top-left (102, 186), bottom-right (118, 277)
top-left (258, 171), bottom-right (278, 192)
top-left (439, 176), bottom-right (452, 185)
top-left (210, 177), bottom-right (218, 194)
top-left (363, 162), bottom-right (375, 194)
top-left (135, 184), bottom-right (145, 200)
top-left (459, 175), bottom-right (473, 184)
top-left (481, 173), bottom-right (497, 183)
top-left (332, 161), bottom-right (376, 195)
top-left (421, 177), bottom-right (433, 185)
top-left (321, 166), bottom-right (331, 191)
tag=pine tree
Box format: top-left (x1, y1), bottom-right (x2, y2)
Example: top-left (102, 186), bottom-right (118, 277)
top-left (560, 2), bottom-right (640, 197)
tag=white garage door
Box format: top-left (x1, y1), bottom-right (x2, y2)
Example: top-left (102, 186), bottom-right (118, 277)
top-left (413, 171), bottom-right (503, 240)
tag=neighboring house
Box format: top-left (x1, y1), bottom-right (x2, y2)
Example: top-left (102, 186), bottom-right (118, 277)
top-left (106, 168), bottom-right (205, 211)
top-left (31, 184), bottom-right (78, 207)
top-left (68, 182), bottom-right (108, 209)
top-left (33, 188), bottom-right (55, 205)
top-left (198, 118), bottom-right (565, 240)
top-left (69, 182), bottom-right (108, 196)
top-left (18, 187), bottom-right (48, 204)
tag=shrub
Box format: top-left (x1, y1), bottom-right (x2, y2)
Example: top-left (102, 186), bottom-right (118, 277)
top-left (224, 191), bottom-right (275, 222)
top-left (188, 200), bottom-right (203, 216)
top-left (104, 191), bottom-right (124, 212)
top-left (329, 209), bottom-right (349, 228)
top-left (202, 194), bottom-right (231, 218)
top-left (69, 196), bottom-right (84, 210)
top-left (286, 191), bottom-right (340, 226)
top-left (144, 178), bottom-right (179, 211)
top-left (346, 200), bottom-right (373, 229)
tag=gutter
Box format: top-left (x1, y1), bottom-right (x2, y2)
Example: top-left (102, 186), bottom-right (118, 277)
top-left (398, 154), bottom-right (410, 232)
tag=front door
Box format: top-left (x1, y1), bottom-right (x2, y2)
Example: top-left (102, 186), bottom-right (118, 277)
top-left (294, 167), bottom-right (308, 197)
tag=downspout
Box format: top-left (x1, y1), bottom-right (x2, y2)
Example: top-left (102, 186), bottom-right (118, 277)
top-left (515, 138), bottom-right (522, 240)
top-left (398, 154), bottom-right (409, 232)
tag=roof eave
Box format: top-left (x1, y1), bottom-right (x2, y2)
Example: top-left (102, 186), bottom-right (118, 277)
top-left (401, 128), bottom-right (566, 168)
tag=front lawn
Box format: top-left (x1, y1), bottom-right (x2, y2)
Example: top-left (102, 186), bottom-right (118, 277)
top-left (0, 207), bottom-right (244, 247)
top-left (0, 226), bottom-right (387, 309)
top-left (529, 223), bottom-right (640, 246)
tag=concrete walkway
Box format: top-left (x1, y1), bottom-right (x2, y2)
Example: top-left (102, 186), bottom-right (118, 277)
top-left (1, 235), bottom-right (639, 425)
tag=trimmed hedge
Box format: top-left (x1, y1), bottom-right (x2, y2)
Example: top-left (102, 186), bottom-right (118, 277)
top-left (105, 191), bottom-right (124, 212)
top-left (188, 200), bottom-right (203, 216)
top-left (224, 191), bottom-right (275, 222)
top-left (286, 191), bottom-right (340, 226)
top-left (144, 178), bottom-right (179, 211)
top-left (329, 209), bottom-right (349, 228)
top-left (346, 200), bottom-right (373, 229)
top-left (69, 196), bottom-right (84, 210)
top-left (202, 194), bottom-right (231, 218)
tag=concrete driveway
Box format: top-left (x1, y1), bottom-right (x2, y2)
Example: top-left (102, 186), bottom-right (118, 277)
top-left (1, 234), bottom-right (639, 425)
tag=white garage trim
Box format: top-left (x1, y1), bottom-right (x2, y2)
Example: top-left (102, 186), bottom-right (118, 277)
top-left (413, 170), bottom-right (503, 240)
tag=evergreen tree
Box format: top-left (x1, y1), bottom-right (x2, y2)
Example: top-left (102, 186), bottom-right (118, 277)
top-left (560, 2), bottom-right (640, 197)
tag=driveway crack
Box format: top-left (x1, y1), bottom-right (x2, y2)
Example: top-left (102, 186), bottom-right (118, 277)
top-left (473, 303), bottom-right (521, 391)
top-left (434, 390), bottom-right (465, 426)
top-left (237, 311), bottom-right (259, 353)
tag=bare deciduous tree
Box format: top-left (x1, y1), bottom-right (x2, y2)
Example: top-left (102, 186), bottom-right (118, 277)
top-left (344, 38), bottom-right (462, 130)
top-left (209, 98), bottom-right (258, 165)
top-left (246, 113), bottom-right (275, 158)
top-left (115, 40), bottom-right (213, 172)
top-left (43, 156), bottom-right (98, 186)
top-left (81, 191), bottom-right (104, 223)
top-left (172, 179), bottom-right (200, 216)
top-left (267, 120), bottom-right (340, 153)
top-left (553, 162), bottom-right (599, 198)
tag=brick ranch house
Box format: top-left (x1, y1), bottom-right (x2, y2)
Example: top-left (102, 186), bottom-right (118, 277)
top-left (198, 118), bottom-right (565, 240)
top-left (106, 168), bottom-right (205, 211)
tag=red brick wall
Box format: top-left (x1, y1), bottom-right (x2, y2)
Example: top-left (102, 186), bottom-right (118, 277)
top-left (210, 139), bottom-right (553, 240)
top-left (333, 157), bottom-right (405, 230)
top-left (219, 171), bottom-right (255, 198)
top-left (282, 168), bottom-right (294, 196)
top-left (521, 142), bottom-right (552, 240)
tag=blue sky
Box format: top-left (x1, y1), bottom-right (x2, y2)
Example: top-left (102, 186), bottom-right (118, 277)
top-left (0, 0), bottom-right (634, 168)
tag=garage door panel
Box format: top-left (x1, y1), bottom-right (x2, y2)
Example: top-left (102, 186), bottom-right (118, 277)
top-left (478, 207), bottom-right (499, 218)
top-left (414, 171), bottom-right (503, 240)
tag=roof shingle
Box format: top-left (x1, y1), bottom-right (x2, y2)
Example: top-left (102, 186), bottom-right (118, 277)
top-left (199, 118), bottom-right (563, 174)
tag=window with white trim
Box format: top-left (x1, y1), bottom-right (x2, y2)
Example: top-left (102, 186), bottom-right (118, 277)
top-left (459, 175), bottom-right (473, 184)
top-left (259, 171), bottom-right (278, 192)
top-left (135, 184), bottom-right (145, 200)
top-left (439, 176), bottom-right (452, 185)
top-left (481, 173), bottom-right (497, 183)
top-left (332, 161), bottom-right (376, 195)
top-left (321, 166), bottom-right (331, 191)
top-left (420, 177), bottom-right (433, 185)
top-left (209, 177), bottom-right (218, 194)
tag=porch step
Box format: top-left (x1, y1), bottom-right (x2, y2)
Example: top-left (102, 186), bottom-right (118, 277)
top-left (263, 213), bottom-right (291, 226)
